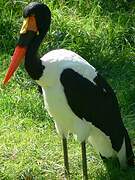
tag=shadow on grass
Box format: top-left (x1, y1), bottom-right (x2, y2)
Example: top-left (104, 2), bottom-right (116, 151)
top-left (100, 158), bottom-right (135, 180)
top-left (96, 0), bottom-right (135, 13)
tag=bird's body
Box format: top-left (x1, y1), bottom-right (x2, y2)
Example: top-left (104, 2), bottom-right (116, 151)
top-left (36, 48), bottom-right (133, 168)
top-left (3, 2), bottom-right (134, 177)
top-left (38, 49), bottom-right (97, 140)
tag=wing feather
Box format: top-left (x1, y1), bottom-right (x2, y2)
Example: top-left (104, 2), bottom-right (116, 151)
top-left (60, 68), bottom-right (125, 151)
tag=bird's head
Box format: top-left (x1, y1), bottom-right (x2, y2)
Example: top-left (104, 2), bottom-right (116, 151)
top-left (3, 2), bottom-right (51, 84)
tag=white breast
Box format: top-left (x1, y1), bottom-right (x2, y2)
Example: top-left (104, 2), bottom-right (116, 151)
top-left (42, 84), bottom-right (92, 142)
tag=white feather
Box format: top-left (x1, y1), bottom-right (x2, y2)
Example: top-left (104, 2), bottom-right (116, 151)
top-left (117, 138), bottom-right (127, 168)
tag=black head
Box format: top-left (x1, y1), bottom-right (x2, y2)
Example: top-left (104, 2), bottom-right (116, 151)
top-left (17, 2), bottom-right (51, 48)
top-left (23, 2), bottom-right (51, 33)
top-left (3, 2), bottom-right (51, 84)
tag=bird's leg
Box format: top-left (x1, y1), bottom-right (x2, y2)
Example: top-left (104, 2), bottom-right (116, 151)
top-left (62, 137), bottom-right (70, 178)
top-left (81, 141), bottom-right (88, 180)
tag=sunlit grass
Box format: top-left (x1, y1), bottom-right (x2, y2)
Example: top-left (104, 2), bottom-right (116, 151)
top-left (0, 0), bottom-right (135, 179)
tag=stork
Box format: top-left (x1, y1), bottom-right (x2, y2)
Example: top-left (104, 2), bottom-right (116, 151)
top-left (3, 2), bottom-right (134, 179)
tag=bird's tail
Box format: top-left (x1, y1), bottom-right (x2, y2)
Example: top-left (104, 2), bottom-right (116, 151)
top-left (124, 128), bottom-right (134, 167)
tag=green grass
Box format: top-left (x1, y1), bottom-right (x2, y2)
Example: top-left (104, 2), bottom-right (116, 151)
top-left (0, 0), bottom-right (135, 179)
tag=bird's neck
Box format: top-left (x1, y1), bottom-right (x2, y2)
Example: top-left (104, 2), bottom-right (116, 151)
top-left (25, 33), bottom-right (45, 80)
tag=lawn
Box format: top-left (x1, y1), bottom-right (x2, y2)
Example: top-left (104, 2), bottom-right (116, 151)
top-left (0, 0), bottom-right (135, 179)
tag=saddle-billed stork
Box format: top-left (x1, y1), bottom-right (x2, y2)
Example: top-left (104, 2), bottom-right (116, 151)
top-left (3, 2), bottom-right (134, 179)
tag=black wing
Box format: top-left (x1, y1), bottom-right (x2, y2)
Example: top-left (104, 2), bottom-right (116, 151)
top-left (60, 68), bottom-right (125, 151)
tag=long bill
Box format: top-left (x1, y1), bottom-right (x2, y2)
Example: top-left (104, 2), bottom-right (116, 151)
top-left (3, 46), bottom-right (27, 84)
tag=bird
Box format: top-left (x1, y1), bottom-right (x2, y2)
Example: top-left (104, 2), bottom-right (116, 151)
top-left (3, 2), bottom-right (134, 179)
